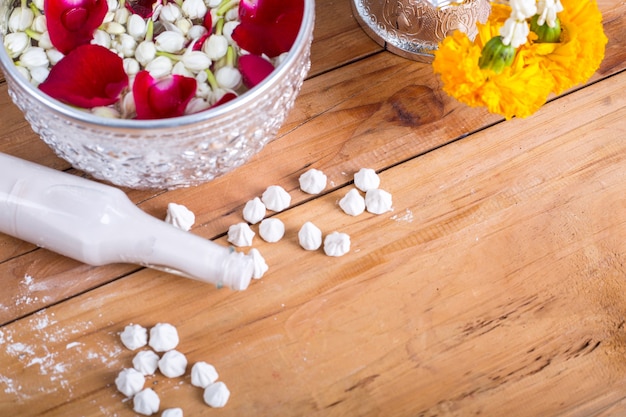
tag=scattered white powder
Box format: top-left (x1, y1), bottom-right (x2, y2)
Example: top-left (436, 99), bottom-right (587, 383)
top-left (133, 388), bottom-right (160, 415)
top-left (323, 232), bottom-right (351, 257)
top-left (339, 188), bottom-right (365, 216)
top-left (227, 222), bottom-right (255, 247)
top-left (149, 323), bottom-right (179, 352)
top-left (354, 168), bottom-right (380, 192)
top-left (261, 185), bottom-right (291, 212)
top-left (259, 218), bottom-right (285, 243)
top-left (120, 324), bottom-right (148, 350)
top-left (299, 168), bottom-right (327, 194)
top-left (242, 197), bottom-right (266, 225)
top-left (158, 350), bottom-right (187, 378)
top-left (133, 350), bottom-right (160, 375)
top-left (298, 222), bottom-right (322, 251)
top-left (391, 208), bottom-right (414, 223)
top-left (249, 248), bottom-right (268, 279)
top-left (162, 408), bottom-right (183, 417)
top-left (115, 368), bottom-right (146, 397)
top-left (365, 188), bottom-right (393, 214)
top-left (164, 203), bottom-right (195, 231)
top-left (191, 361), bottom-right (219, 388)
top-left (203, 381), bottom-right (230, 408)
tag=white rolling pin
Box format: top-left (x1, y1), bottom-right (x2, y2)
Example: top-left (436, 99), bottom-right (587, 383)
top-left (0, 153), bottom-right (254, 290)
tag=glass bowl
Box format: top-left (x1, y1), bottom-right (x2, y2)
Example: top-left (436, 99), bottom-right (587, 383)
top-left (0, 0), bottom-right (315, 189)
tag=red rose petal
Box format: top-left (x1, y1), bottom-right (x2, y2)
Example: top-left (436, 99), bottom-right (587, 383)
top-left (125, 0), bottom-right (160, 18)
top-left (133, 71), bottom-right (197, 119)
top-left (39, 44), bottom-right (129, 108)
top-left (239, 54), bottom-right (275, 89)
top-left (232, 0), bottom-right (304, 58)
top-left (44, 0), bottom-right (108, 54)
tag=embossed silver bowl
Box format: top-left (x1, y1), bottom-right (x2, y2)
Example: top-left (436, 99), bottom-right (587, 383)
top-left (352, 0), bottom-right (490, 62)
top-left (0, 0), bottom-right (315, 189)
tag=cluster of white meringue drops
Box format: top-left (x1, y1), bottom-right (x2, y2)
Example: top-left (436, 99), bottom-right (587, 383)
top-left (116, 323), bottom-right (230, 415)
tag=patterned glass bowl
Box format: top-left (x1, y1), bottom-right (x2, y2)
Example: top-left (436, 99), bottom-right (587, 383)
top-left (0, 0), bottom-right (315, 189)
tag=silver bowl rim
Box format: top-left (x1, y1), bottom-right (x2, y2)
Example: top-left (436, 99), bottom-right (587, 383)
top-left (0, 0), bottom-right (315, 130)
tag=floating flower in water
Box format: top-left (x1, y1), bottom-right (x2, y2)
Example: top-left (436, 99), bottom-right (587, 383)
top-left (433, 0), bottom-right (607, 119)
top-left (44, 0), bottom-right (108, 54)
top-left (232, 0), bottom-right (304, 58)
top-left (5, 0), bottom-right (305, 119)
top-left (133, 70), bottom-right (197, 119)
top-left (39, 44), bottom-right (129, 108)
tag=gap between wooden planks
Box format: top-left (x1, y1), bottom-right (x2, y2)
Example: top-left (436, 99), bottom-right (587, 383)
top-left (0, 69), bottom-right (624, 416)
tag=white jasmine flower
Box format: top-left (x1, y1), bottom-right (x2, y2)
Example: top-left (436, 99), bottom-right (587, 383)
top-left (146, 55), bottom-right (173, 78)
top-left (114, 33), bottom-right (137, 58)
top-left (91, 29), bottom-right (111, 48)
top-left (104, 21), bottom-right (126, 35)
top-left (30, 66), bottom-right (50, 84)
top-left (114, 7), bottom-right (130, 25)
top-left (135, 41), bottom-right (156, 66)
top-left (536, 0), bottom-right (564, 27)
top-left (182, 0), bottom-right (207, 19)
top-left (222, 21), bottom-right (238, 43)
top-left (106, 0), bottom-right (118, 12)
top-left (38, 31), bottom-right (53, 49)
top-left (9, 7), bottom-right (34, 32)
top-left (175, 18), bottom-right (193, 35)
top-left (120, 92), bottom-right (136, 118)
top-left (273, 52), bottom-right (289, 68)
top-left (182, 51), bottom-right (211, 72)
top-left (215, 66), bottom-right (241, 89)
top-left (172, 61), bottom-right (193, 77)
top-left (187, 25), bottom-right (207, 41)
top-left (46, 48), bottom-right (64, 65)
top-left (207, 0), bottom-right (221, 7)
top-left (500, 17), bottom-right (530, 48)
top-left (33, 0), bottom-right (44, 11)
top-left (123, 57), bottom-right (140, 75)
top-left (31, 15), bottom-right (47, 33)
top-left (225, 8), bottom-right (238, 21)
top-left (92, 106), bottom-right (121, 118)
top-left (202, 35), bottom-right (228, 60)
top-left (509, 0), bottom-right (537, 21)
top-left (15, 65), bottom-right (31, 81)
top-left (127, 14), bottom-right (147, 40)
top-left (185, 97), bottom-right (210, 114)
top-left (155, 31), bottom-right (185, 53)
top-left (4, 32), bottom-right (29, 58)
top-left (159, 3), bottom-right (182, 22)
top-left (19, 47), bottom-right (48, 69)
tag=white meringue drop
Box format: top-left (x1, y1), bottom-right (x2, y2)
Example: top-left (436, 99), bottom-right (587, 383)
top-left (115, 368), bottom-right (145, 397)
top-left (133, 388), bottom-right (160, 415)
top-left (165, 202), bottom-right (195, 231)
top-left (354, 168), bottom-right (380, 192)
top-left (161, 408), bottom-right (183, 417)
top-left (203, 381), bottom-right (231, 408)
top-left (133, 350), bottom-right (160, 375)
top-left (298, 222), bottom-right (322, 251)
top-left (259, 218), bottom-right (285, 243)
top-left (339, 188), bottom-right (365, 216)
top-left (149, 323), bottom-right (179, 352)
top-left (120, 324), bottom-right (148, 350)
top-left (261, 185), bottom-right (291, 212)
top-left (365, 188), bottom-right (393, 214)
top-left (299, 168), bottom-right (327, 194)
top-left (158, 350), bottom-right (187, 378)
top-left (249, 248), bottom-right (268, 279)
top-left (323, 232), bottom-right (351, 257)
top-left (191, 361), bottom-right (219, 388)
top-left (242, 197), bottom-right (266, 224)
top-left (227, 222), bottom-right (255, 247)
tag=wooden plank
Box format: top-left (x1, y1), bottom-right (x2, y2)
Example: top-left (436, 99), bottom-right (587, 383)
top-left (0, 67), bottom-right (624, 417)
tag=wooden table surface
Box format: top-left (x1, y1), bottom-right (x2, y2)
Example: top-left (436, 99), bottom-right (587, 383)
top-left (1, 1), bottom-right (626, 415)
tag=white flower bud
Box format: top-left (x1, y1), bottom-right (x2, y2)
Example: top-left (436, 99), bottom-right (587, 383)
top-left (187, 25), bottom-right (207, 42)
top-left (91, 29), bottom-right (112, 48)
top-left (172, 61), bottom-right (193, 77)
top-left (103, 11), bottom-right (115, 24)
top-left (106, 0), bottom-right (118, 12)
top-left (185, 97), bottom-right (210, 114)
top-left (159, 3), bottom-right (182, 22)
top-left (175, 18), bottom-right (193, 35)
top-left (195, 79), bottom-right (211, 98)
top-left (92, 106), bottom-right (121, 118)
top-left (9, 7), bottom-right (34, 32)
top-left (33, 0), bottom-right (44, 11)
top-left (155, 31), bottom-right (185, 53)
top-left (225, 8), bottom-right (238, 21)
top-left (222, 21), bottom-right (239, 43)
top-left (123, 57), bottom-right (140, 75)
top-left (182, 51), bottom-right (211, 72)
top-left (536, 0), bottom-right (564, 27)
top-left (127, 14), bottom-right (147, 39)
top-left (46, 48), bottom-right (65, 65)
top-left (115, 33), bottom-right (137, 57)
top-left (4, 32), bottom-right (29, 58)
top-left (31, 15), bottom-right (47, 33)
top-left (207, 0), bottom-right (221, 7)
top-left (114, 7), bottom-right (130, 25)
top-left (19, 47), bottom-right (48, 69)
top-left (135, 41), bottom-right (156, 66)
top-left (509, 0), bottom-right (537, 21)
top-left (146, 55), bottom-right (173, 78)
top-left (15, 65), bottom-right (31, 81)
top-left (215, 66), bottom-right (241, 89)
top-left (30, 66), bottom-right (49, 85)
top-left (499, 17), bottom-right (530, 48)
top-left (104, 21), bottom-right (126, 35)
top-left (202, 35), bottom-right (228, 60)
top-left (182, 0), bottom-right (207, 19)
top-left (120, 92), bottom-right (136, 118)
top-left (38, 31), bottom-right (53, 49)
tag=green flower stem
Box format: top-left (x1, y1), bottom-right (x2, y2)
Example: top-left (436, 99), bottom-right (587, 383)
top-left (20, 0), bottom-right (26, 9)
top-left (29, 2), bottom-right (40, 15)
top-left (156, 51), bottom-right (182, 61)
top-left (25, 28), bottom-right (41, 41)
top-left (226, 45), bottom-right (236, 67)
top-left (478, 36), bottom-right (516, 74)
top-left (145, 19), bottom-right (154, 42)
top-left (215, 17), bottom-right (225, 36)
top-left (205, 69), bottom-right (219, 91)
top-left (217, 0), bottom-right (238, 16)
